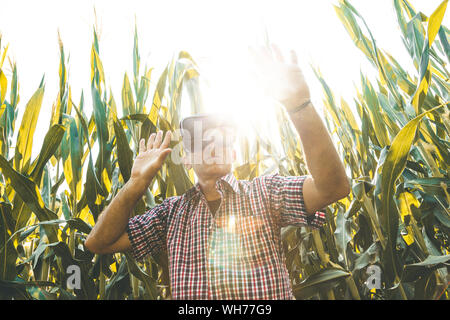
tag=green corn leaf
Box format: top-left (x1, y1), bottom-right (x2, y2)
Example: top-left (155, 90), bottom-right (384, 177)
top-left (334, 210), bottom-right (352, 268)
top-left (438, 27), bottom-right (450, 62)
top-left (379, 103), bottom-right (446, 286)
top-left (113, 116), bottom-right (133, 183)
top-left (0, 202), bottom-right (17, 281)
top-left (293, 268), bottom-right (350, 300)
top-left (124, 252), bottom-right (158, 300)
top-left (411, 0), bottom-right (448, 113)
top-left (28, 124), bottom-right (65, 183)
top-left (133, 24), bottom-right (140, 91)
top-left (0, 155), bottom-right (58, 242)
top-left (91, 84), bottom-right (109, 174)
top-left (402, 254), bottom-right (450, 282)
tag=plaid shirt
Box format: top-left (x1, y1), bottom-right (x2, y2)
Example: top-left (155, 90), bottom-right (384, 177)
top-left (127, 172), bottom-right (326, 299)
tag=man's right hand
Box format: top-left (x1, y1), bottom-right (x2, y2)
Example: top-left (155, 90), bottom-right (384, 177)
top-left (85, 130), bottom-right (172, 255)
top-left (130, 130), bottom-right (172, 193)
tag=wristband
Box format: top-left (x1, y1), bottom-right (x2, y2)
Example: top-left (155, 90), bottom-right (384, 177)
top-left (287, 99), bottom-right (312, 114)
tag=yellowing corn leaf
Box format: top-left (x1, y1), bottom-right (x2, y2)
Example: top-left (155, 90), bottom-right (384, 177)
top-left (412, 0), bottom-right (448, 113)
top-left (67, 86), bottom-right (72, 115)
top-left (122, 73), bottom-right (135, 116)
top-left (0, 69), bottom-right (7, 105)
top-left (14, 87), bottom-right (44, 172)
top-left (428, 0), bottom-right (448, 46)
top-left (79, 205), bottom-right (95, 227)
top-left (95, 194), bottom-right (103, 205)
top-left (102, 167), bottom-right (111, 194)
top-left (398, 191), bottom-right (420, 245)
top-left (0, 43), bottom-right (8, 68)
top-left (91, 44), bottom-right (105, 86)
top-left (149, 66), bottom-right (168, 126)
top-left (340, 98), bottom-right (359, 132)
top-left (0, 103), bottom-right (5, 121)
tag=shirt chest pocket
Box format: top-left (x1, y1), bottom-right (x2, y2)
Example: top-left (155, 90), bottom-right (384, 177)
top-left (235, 214), bottom-right (273, 264)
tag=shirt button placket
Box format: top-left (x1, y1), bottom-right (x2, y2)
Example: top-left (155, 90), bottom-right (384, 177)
top-left (206, 208), bottom-right (215, 299)
top-left (209, 226), bottom-right (218, 298)
top-left (206, 181), bottom-right (225, 299)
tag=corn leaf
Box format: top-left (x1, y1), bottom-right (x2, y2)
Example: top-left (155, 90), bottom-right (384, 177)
top-left (28, 124), bottom-right (65, 183)
top-left (293, 268), bottom-right (350, 299)
top-left (380, 103), bottom-right (446, 286)
top-left (0, 69), bottom-right (6, 105)
top-left (0, 155), bottom-right (58, 242)
top-left (0, 202), bottom-right (17, 281)
top-left (14, 87), bottom-right (44, 172)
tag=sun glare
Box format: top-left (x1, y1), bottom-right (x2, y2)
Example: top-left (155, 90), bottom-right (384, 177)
top-left (192, 48), bottom-right (284, 166)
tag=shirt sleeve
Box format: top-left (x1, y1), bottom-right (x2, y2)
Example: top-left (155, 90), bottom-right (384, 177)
top-left (265, 173), bottom-right (326, 228)
top-left (126, 199), bottom-right (170, 261)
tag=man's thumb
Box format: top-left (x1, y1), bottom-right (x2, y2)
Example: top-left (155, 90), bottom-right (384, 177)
top-left (159, 148), bottom-right (172, 161)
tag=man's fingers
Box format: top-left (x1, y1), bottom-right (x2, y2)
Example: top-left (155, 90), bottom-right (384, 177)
top-left (139, 138), bottom-right (146, 153)
top-left (159, 131), bottom-right (172, 150)
top-left (153, 130), bottom-right (164, 149)
top-left (145, 131), bottom-right (172, 152)
top-left (271, 44), bottom-right (284, 63)
top-left (290, 49), bottom-right (298, 65)
top-left (259, 45), bottom-right (273, 62)
top-left (147, 133), bottom-right (156, 150)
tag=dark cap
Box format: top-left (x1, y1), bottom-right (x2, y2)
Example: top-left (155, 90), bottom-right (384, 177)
top-left (180, 113), bottom-right (237, 152)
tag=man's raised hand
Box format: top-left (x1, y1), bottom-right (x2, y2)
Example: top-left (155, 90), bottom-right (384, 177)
top-left (130, 130), bottom-right (172, 192)
top-left (249, 43), bottom-right (310, 112)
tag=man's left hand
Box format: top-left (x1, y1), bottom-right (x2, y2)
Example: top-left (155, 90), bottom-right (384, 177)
top-left (249, 44), bottom-right (311, 111)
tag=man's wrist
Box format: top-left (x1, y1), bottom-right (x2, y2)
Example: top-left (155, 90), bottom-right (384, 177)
top-left (286, 99), bottom-right (313, 114)
top-left (126, 176), bottom-right (150, 199)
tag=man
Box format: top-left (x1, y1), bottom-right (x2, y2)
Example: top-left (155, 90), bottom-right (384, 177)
top-left (85, 44), bottom-right (350, 299)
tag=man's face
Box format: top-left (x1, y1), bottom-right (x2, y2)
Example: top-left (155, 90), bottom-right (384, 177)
top-left (189, 153), bottom-right (235, 180)
top-left (181, 120), bottom-right (237, 180)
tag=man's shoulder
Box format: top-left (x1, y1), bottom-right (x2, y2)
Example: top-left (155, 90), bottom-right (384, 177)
top-left (236, 172), bottom-right (308, 192)
top-left (163, 192), bottom-right (199, 209)
top-left (162, 195), bottom-right (183, 206)
top-left (153, 195), bottom-right (183, 213)
top-left (234, 173), bottom-right (280, 192)
top-left (237, 172), bottom-right (280, 184)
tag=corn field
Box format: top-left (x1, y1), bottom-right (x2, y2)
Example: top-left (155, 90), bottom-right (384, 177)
top-left (0, 0), bottom-right (449, 300)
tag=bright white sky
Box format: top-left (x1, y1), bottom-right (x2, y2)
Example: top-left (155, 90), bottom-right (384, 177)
top-left (0, 0), bottom-right (448, 160)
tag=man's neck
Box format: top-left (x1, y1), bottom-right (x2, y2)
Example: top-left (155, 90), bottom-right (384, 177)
top-left (198, 177), bottom-right (222, 201)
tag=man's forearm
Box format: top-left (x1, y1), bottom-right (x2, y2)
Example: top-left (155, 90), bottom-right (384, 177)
top-left (288, 101), bottom-right (349, 198)
top-left (246, 43), bottom-right (349, 202)
top-left (85, 178), bottom-right (146, 251)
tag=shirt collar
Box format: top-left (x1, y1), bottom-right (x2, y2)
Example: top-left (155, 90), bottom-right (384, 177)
top-left (184, 171), bottom-right (240, 201)
top-left (219, 172), bottom-right (241, 194)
